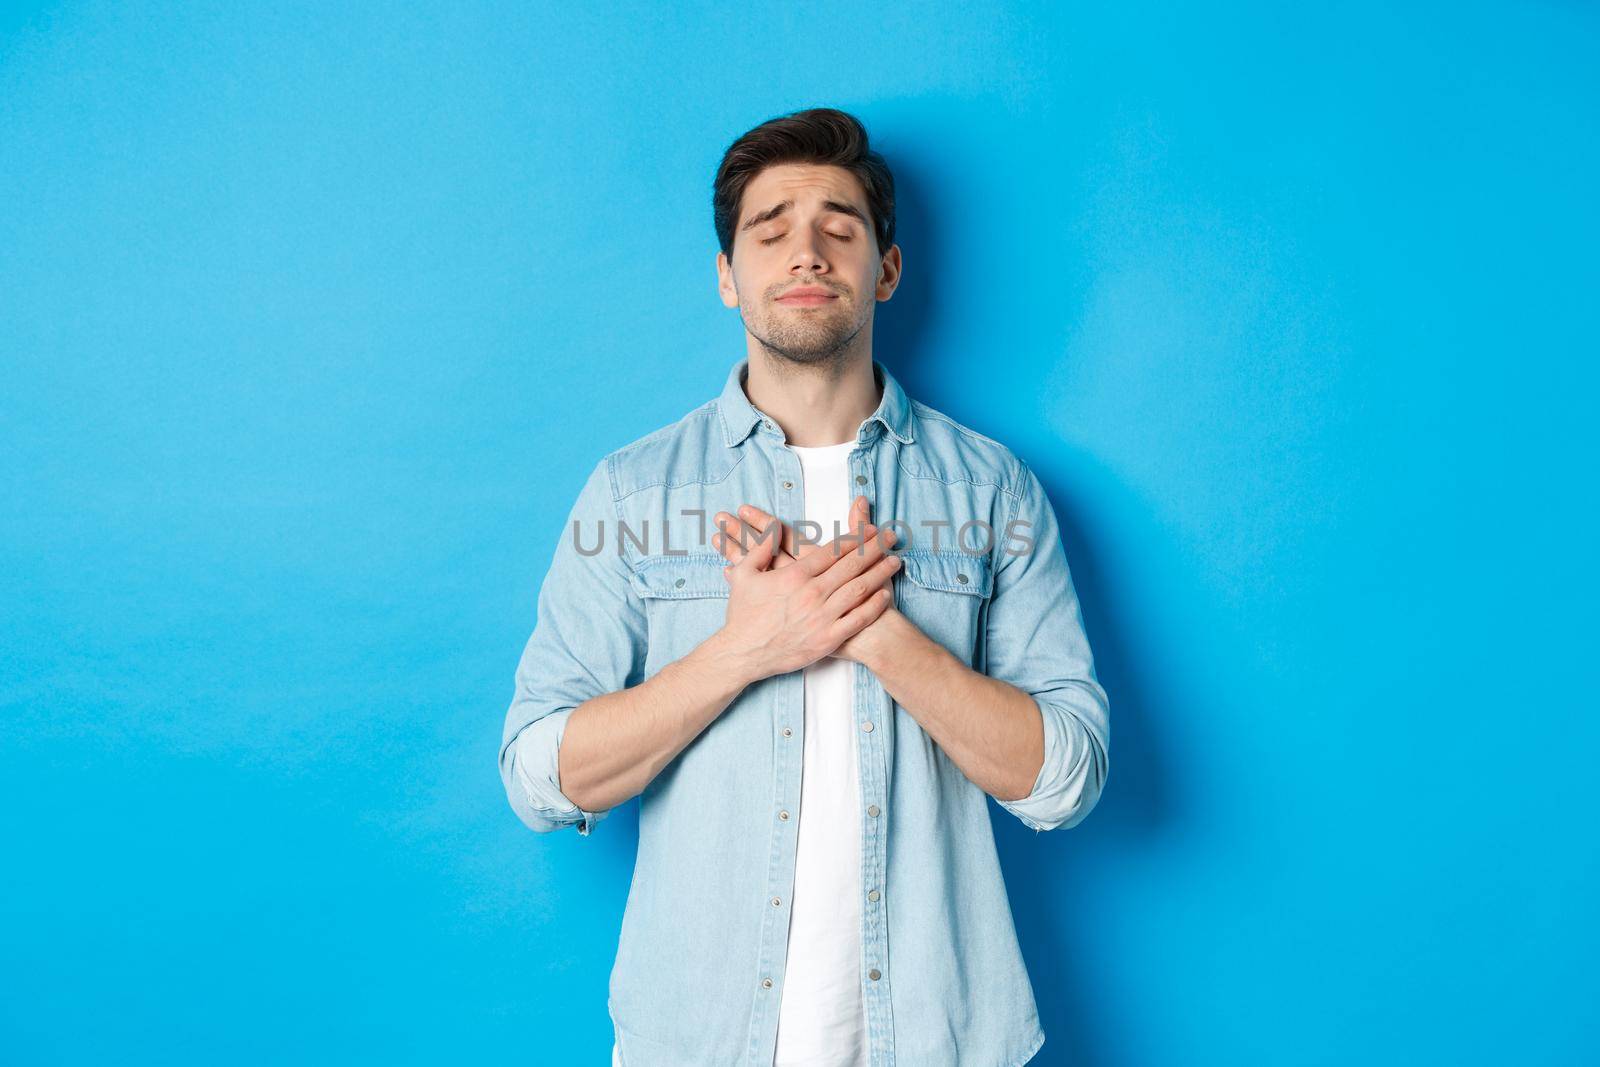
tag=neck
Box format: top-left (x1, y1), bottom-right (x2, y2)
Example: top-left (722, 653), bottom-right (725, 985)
top-left (743, 352), bottom-right (881, 447)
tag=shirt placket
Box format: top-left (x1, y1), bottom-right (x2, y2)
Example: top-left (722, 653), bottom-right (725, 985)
top-left (849, 433), bottom-right (897, 1066)
top-left (745, 416), bottom-right (808, 1066)
top-left (742, 418), bottom-right (899, 1066)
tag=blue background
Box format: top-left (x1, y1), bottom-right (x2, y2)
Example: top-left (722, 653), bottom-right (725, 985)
top-left (3, 2), bottom-right (1595, 1064)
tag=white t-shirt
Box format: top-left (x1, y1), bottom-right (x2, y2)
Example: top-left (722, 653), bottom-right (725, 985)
top-left (613, 440), bottom-right (867, 1067)
top-left (772, 440), bottom-right (868, 1067)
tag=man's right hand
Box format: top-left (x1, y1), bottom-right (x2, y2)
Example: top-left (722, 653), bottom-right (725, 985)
top-left (708, 508), bottom-right (902, 685)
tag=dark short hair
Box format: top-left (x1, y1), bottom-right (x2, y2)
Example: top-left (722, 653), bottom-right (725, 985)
top-left (712, 107), bottom-right (896, 262)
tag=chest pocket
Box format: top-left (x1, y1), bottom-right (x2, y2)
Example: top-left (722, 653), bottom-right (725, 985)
top-left (893, 549), bottom-right (993, 665)
top-left (632, 552), bottom-right (734, 599)
top-left (631, 552), bottom-right (732, 670)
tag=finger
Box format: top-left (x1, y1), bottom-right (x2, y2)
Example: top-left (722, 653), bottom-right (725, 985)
top-left (795, 522), bottom-right (873, 577)
top-left (827, 586), bottom-right (893, 646)
top-left (834, 500), bottom-right (897, 561)
top-left (711, 512), bottom-right (742, 562)
top-left (719, 510), bottom-right (784, 558)
top-left (823, 519), bottom-right (873, 562)
top-left (741, 507), bottom-right (801, 560)
top-left (873, 523), bottom-right (900, 555)
top-left (851, 495), bottom-right (870, 530)
top-left (813, 524), bottom-right (892, 597)
top-left (736, 511), bottom-right (782, 572)
top-left (823, 550), bottom-right (902, 615)
top-left (740, 504), bottom-right (798, 558)
top-left (716, 511), bottom-right (758, 563)
top-left (832, 497), bottom-right (870, 558)
top-left (719, 514), bottom-right (800, 567)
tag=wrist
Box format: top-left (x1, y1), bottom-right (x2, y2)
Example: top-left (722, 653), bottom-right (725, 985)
top-left (695, 627), bottom-right (765, 690)
top-left (857, 606), bottom-right (908, 673)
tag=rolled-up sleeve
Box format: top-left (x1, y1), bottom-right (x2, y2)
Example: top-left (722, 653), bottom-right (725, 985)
top-left (499, 457), bottom-right (647, 836)
top-left (984, 459), bottom-right (1111, 832)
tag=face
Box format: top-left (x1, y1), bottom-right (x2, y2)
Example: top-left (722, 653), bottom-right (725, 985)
top-left (716, 163), bottom-right (902, 369)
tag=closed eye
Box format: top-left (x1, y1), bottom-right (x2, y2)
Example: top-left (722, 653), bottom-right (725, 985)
top-left (760, 233), bottom-right (854, 245)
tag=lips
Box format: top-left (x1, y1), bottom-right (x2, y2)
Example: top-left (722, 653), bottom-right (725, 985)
top-left (776, 288), bottom-right (839, 305)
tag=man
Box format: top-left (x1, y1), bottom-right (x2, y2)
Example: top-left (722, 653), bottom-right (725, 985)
top-left (498, 107), bottom-right (1110, 1067)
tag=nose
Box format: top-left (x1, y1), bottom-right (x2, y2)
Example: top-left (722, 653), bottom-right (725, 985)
top-left (788, 233), bottom-right (827, 275)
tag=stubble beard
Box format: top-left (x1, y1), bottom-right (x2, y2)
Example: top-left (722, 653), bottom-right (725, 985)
top-left (741, 290), bottom-right (867, 373)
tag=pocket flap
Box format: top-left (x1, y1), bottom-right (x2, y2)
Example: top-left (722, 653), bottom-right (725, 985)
top-left (633, 552), bottom-right (733, 599)
top-left (896, 549), bottom-right (992, 597)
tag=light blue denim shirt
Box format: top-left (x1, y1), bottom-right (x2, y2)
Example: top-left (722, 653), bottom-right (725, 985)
top-left (499, 357), bottom-right (1110, 1067)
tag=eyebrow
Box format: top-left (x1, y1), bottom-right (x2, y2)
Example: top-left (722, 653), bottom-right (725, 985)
top-left (740, 198), bottom-right (868, 232)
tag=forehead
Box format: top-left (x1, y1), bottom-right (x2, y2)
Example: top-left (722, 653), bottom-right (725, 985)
top-left (740, 163), bottom-right (868, 220)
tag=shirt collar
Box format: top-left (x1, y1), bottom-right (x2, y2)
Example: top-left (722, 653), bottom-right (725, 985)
top-left (715, 356), bottom-right (916, 449)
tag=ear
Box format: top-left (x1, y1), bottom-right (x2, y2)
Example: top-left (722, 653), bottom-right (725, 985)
top-left (716, 250), bottom-right (740, 308)
top-left (875, 243), bottom-right (902, 302)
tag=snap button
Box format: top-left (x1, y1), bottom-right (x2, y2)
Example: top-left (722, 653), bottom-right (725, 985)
top-left (772, 897), bottom-right (781, 907)
top-left (956, 573), bottom-right (968, 584)
top-left (867, 889), bottom-right (880, 902)
top-left (762, 977), bottom-right (773, 989)
top-left (867, 804), bottom-right (880, 817)
top-left (674, 577), bottom-right (686, 588)
top-left (868, 968), bottom-right (881, 981)
top-left (782, 727), bottom-right (792, 737)
top-left (855, 474), bottom-right (867, 485)
top-left (778, 809), bottom-right (790, 821)
top-left (783, 480), bottom-right (793, 489)
top-left (860, 720), bottom-right (873, 732)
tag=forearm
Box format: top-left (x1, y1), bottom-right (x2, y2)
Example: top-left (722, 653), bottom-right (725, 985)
top-left (557, 629), bottom-right (755, 813)
top-left (861, 610), bottom-right (1044, 802)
